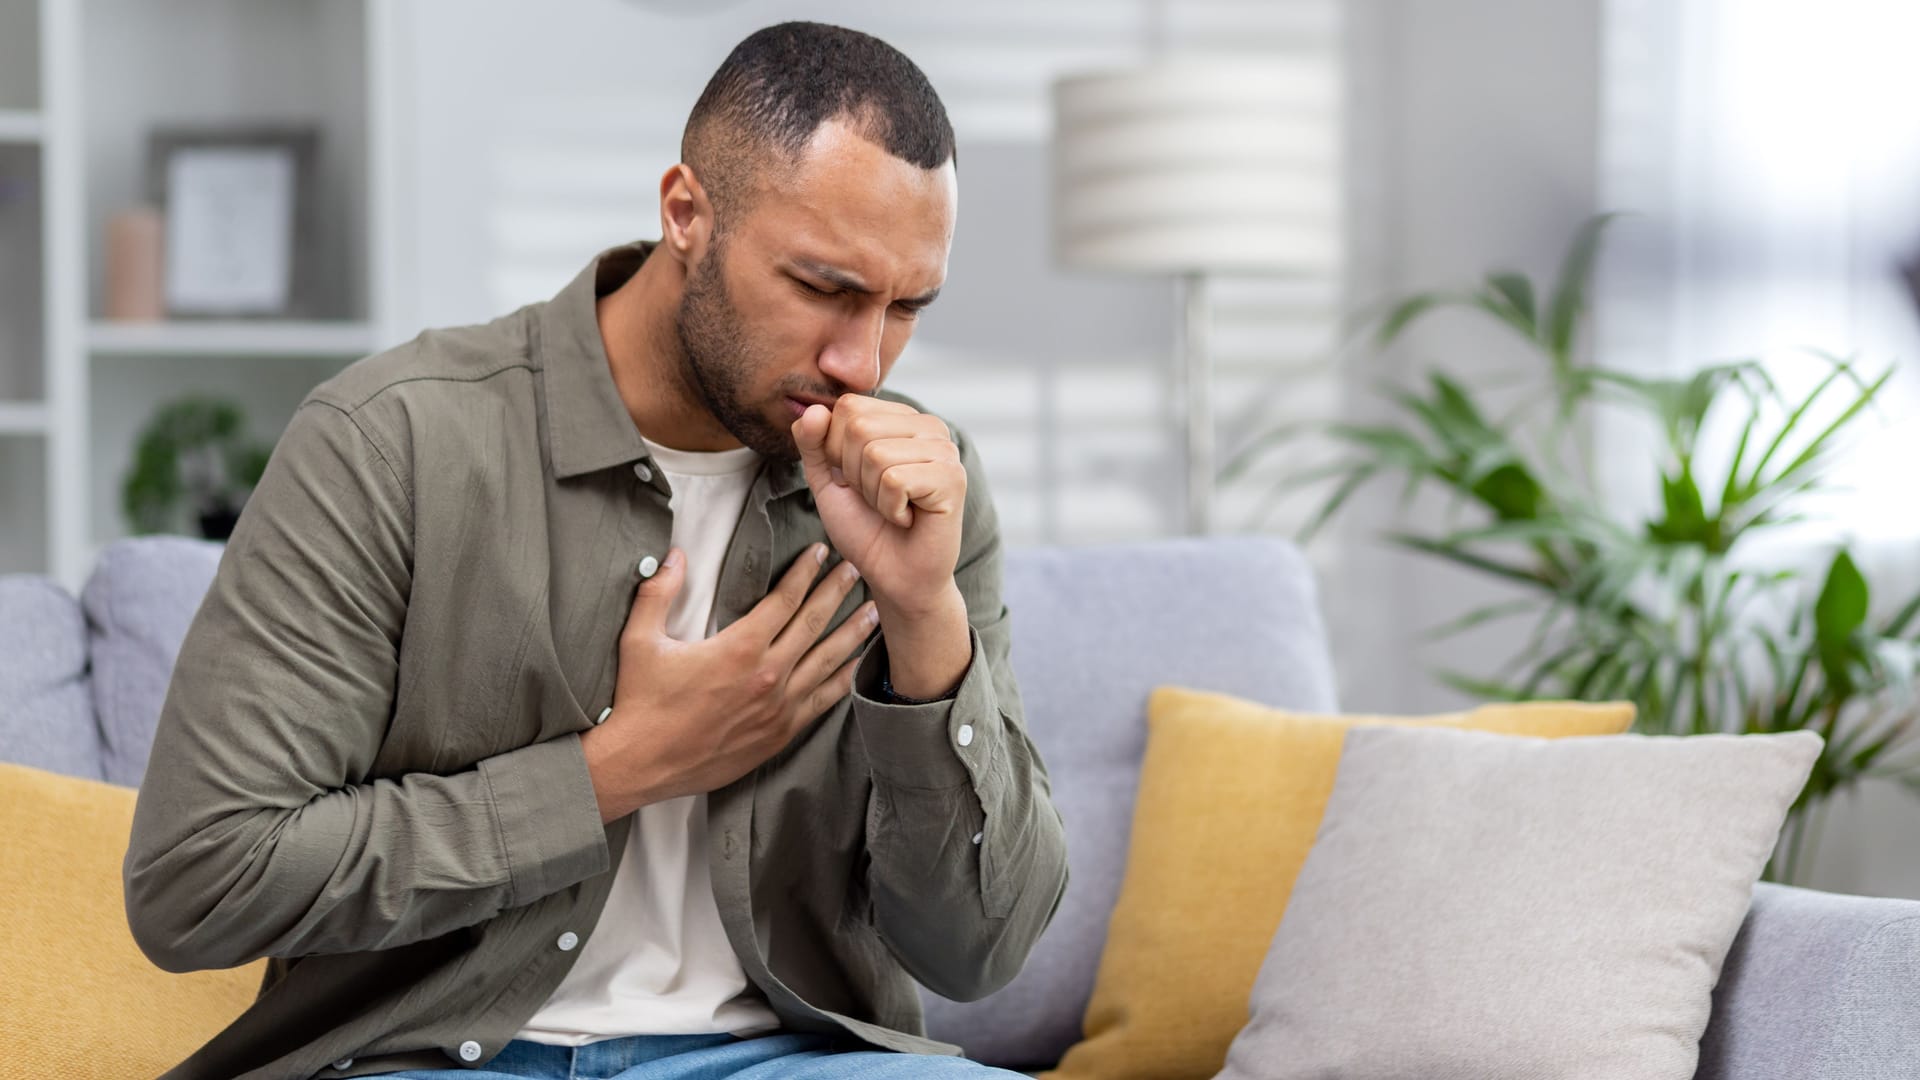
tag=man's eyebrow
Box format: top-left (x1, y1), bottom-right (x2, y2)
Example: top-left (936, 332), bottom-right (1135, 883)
top-left (792, 259), bottom-right (942, 306)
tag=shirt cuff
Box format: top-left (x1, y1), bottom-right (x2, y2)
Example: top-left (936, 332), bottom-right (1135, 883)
top-left (477, 733), bottom-right (611, 907)
top-left (853, 626), bottom-right (993, 791)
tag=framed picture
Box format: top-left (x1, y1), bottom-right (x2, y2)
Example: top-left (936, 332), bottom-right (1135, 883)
top-left (146, 125), bottom-right (320, 318)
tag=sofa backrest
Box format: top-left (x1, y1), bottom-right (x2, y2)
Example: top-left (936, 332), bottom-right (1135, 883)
top-left (920, 535), bottom-right (1338, 1068)
top-left (80, 536), bottom-right (227, 787)
top-left (3, 532), bottom-right (1339, 1069)
top-left (0, 574), bottom-right (101, 780)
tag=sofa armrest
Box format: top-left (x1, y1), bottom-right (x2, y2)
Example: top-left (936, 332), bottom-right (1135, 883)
top-left (1697, 882), bottom-right (1920, 1080)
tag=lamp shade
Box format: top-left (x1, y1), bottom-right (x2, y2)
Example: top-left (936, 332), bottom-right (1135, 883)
top-left (1050, 60), bottom-right (1342, 275)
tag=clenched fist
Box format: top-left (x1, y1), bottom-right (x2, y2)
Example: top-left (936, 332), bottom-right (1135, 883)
top-left (790, 394), bottom-right (964, 616)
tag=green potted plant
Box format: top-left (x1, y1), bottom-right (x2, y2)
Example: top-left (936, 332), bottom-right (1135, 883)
top-left (1227, 214), bottom-right (1920, 884)
top-left (121, 396), bottom-right (274, 541)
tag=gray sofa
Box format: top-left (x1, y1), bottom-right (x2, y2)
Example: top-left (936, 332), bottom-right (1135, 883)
top-left (3, 534), bottom-right (1916, 1077)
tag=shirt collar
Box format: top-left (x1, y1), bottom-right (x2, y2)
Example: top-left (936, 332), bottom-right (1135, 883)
top-left (538, 239), bottom-right (808, 499)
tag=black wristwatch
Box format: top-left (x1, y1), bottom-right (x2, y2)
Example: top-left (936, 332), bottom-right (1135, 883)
top-left (879, 669), bottom-right (958, 705)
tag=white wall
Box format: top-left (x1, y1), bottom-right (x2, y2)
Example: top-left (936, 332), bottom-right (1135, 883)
top-left (1334, 0), bottom-right (1604, 715)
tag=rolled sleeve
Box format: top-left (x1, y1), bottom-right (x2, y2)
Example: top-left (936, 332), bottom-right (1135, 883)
top-left (478, 733), bottom-right (610, 909)
top-left (844, 414), bottom-right (1069, 1002)
top-left (851, 629), bottom-right (987, 792)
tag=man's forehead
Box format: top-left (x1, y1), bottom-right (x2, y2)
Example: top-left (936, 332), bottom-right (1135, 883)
top-left (784, 123), bottom-right (950, 213)
top-left (748, 125), bottom-right (955, 287)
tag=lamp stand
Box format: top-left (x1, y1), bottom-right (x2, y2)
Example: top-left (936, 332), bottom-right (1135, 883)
top-left (1174, 272), bottom-right (1213, 534)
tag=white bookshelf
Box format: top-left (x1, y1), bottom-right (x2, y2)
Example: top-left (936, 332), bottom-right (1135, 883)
top-left (2, 0), bottom-right (402, 591)
top-left (87, 320), bottom-right (384, 359)
top-left (0, 109), bottom-right (42, 143)
top-left (0, 0), bottom-right (53, 577)
top-left (0, 402), bottom-right (49, 435)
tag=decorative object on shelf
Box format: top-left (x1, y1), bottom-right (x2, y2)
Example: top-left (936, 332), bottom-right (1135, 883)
top-left (1050, 59), bottom-right (1341, 534)
top-left (103, 206), bottom-right (165, 321)
top-left (122, 396), bottom-right (273, 541)
top-left (146, 124), bottom-right (319, 319)
top-left (1232, 213), bottom-right (1920, 885)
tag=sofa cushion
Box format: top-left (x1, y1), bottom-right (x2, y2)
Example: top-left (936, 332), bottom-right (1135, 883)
top-left (1045, 690), bottom-right (1635, 1080)
top-left (80, 536), bottom-right (226, 787)
top-left (1217, 727), bottom-right (1821, 1080)
top-left (0, 760), bottom-right (268, 1074)
top-left (1698, 882), bottom-right (1920, 1079)
top-left (0, 574), bottom-right (101, 781)
top-left (919, 537), bottom-right (1340, 1069)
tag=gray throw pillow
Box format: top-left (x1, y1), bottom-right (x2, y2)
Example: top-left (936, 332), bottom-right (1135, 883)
top-left (1216, 726), bottom-right (1821, 1080)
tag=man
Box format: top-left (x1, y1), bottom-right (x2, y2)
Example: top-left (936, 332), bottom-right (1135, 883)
top-left (124, 21), bottom-right (1068, 1080)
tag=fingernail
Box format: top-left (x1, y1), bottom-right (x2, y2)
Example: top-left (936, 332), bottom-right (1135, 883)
top-left (844, 562), bottom-right (862, 582)
top-left (814, 543), bottom-right (827, 565)
top-left (864, 604), bottom-right (880, 626)
top-left (830, 467), bottom-right (847, 487)
top-left (665, 548), bottom-right (682, 568)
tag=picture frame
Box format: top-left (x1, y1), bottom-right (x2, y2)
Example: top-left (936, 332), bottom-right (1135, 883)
top-left (146, 125), bottom-right (320, 319)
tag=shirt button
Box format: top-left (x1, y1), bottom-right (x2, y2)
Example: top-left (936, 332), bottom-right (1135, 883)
top-left (957, 724), bottom-right (974, 747)
top-left (458, 1040), bottom-right (482, 1062)
top-left (972, 831), bottom-right (983, 845)
top-left (634, 462), bottom-right (653, 483)
top-left (595, 707), bottom-right (612, 726)
top-left (557, 931), bottom-right (579, 951)
top-left (637, 555), bottom-right (660, 578)
top-left (333, 1058), bottom-right (354, 1071)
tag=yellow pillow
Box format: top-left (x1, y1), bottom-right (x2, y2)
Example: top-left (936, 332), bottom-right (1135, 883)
top-left (0, 761), bottom-right (267, 1078)
top-left (1041, 689), bottom-right (1636, 1080)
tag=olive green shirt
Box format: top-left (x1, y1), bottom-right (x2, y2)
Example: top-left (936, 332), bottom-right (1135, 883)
top-left (124, 240), bottom-right (1069, 1079)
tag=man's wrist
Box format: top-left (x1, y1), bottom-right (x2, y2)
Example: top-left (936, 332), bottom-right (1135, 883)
top-left (870, 579), bottom-right (967, 623)
top-left (580, 718), bottom-right (664, 823)
top-left (872, 584), bottom-right (970, 699)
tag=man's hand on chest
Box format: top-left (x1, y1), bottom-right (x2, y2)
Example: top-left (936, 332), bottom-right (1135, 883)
top-left (580, 541), bottom-right (876, 823)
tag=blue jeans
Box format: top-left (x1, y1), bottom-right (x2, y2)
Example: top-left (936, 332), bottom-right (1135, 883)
top-left (370, 1030), bottom-right (1032, 1079)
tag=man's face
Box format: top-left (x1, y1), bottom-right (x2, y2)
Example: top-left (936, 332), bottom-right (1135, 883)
top-left (674, 119), bottom-right (957, 462)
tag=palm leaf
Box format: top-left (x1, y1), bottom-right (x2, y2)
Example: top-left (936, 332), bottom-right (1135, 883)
top-left (1374, 292), bottom-right (1456, 346)
top-left (1423, 597), bottom-right (1545, 641)
top-left (1544, 212), bottom-right (1623, 377)
top-left (1294, 466), bottom-right (1378, 543)
top-left (1476, 272), bottom-right (1539, 340)
top-left (1389, 532), bottom-right (1558, 590)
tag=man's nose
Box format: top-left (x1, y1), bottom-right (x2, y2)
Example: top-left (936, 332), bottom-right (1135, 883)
top-left (818, 309), bottom-right (884, 394)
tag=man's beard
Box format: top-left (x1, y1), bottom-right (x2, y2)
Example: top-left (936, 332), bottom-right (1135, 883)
top-left (673, 244), bottom-right (798, 463)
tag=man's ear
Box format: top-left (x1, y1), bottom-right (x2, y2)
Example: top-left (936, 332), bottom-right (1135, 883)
top-left (658, 163), bottom-right (713, 267)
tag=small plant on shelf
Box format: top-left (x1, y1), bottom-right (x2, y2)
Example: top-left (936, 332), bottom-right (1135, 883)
top-left (121, 396), bottom-right (273, 541)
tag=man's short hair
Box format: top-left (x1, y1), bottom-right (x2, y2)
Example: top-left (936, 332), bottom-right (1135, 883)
top-left (681, 21), bottom-right (956, 228)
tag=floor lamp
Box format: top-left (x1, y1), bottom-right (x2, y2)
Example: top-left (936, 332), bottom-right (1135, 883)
top-left (1051, 61), bottom-right (1341, 534)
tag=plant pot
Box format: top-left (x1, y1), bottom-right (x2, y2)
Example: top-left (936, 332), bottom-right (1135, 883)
top-left (198, 502), bottom-right (241, 541)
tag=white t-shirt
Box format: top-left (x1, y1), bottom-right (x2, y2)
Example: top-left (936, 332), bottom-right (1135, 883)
top-left (514, 434), bottom-right (784, 1045)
